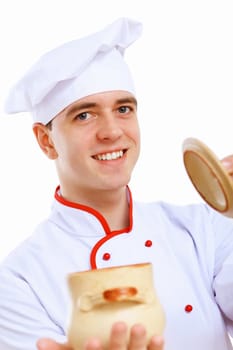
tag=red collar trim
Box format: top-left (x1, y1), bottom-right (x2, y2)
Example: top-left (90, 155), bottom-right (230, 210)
top-left (54, 185), bottom-right (133, 237)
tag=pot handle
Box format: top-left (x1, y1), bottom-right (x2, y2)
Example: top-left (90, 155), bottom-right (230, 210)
top-left (78, 286), bottom-right (148, 311)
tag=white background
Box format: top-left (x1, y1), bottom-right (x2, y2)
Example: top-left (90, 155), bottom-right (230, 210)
top-left (0, 0), bottom-right (233, 260)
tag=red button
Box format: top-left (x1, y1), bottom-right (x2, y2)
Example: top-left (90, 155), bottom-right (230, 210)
top-left (145, 240), bottom-right (153, 247)
top-left (103, 253), bottom-right (111, 261)
top-left (185, 304), bottom-right (193, 313)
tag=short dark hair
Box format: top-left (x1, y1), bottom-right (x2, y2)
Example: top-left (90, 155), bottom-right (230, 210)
top-left (45, 120), bottom-right (53, 130)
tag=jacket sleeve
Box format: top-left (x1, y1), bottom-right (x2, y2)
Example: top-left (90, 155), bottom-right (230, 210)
top-left (212, 210), bottom-right (233, 336)
top-left (0, 267), bottom-right (66, 350)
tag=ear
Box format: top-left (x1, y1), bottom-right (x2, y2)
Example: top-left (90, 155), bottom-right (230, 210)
top-left (32, 123), bottom-right (58, 160)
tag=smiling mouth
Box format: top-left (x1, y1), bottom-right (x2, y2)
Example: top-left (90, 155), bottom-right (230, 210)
top-left (93, 150), bottom-right (126, 161)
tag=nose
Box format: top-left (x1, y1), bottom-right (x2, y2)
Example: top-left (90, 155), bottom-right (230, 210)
top-left (96, 114), bottom-right (123, 141)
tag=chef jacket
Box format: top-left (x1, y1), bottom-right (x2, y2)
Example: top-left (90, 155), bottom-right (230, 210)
top-left (0, 186), bottom-right (233, 350)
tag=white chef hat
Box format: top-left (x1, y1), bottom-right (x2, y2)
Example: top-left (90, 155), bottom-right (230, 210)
top-left (4, 17), bottom-right (142, 125)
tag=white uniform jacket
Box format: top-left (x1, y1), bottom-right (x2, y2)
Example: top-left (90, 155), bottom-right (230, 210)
top-left (0, 186), bottom-right (233, 350)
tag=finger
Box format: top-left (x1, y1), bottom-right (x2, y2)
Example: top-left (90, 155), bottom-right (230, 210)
top-left (85, 337), bottom-right (103, 350)
top-left (128, 324), bottom-right (147, 350)
top-left (37, 338), bottom-right (72, 350)
top-left (221, 156), bottom-right (233, 175)
top-left (108, 321), bottom-right (128, 350)
top-left (148, 335), bottom-right (164, 350)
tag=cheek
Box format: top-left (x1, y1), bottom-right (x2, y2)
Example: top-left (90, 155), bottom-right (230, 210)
top-left (54, 133), bottom-right (87, 165)
top-left (130, 122), bottom-right (141, 145)
top-left (127, 123), bottom-right (141, 163)
top-left (134, 125), bottom-right (141, 158)
top-left (52, 136), bottom-right (71, 161)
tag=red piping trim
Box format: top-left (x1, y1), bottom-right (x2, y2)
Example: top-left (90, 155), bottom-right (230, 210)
top-left (54, 186), bottom-right (133, 263)
top-left (54, 186), bottom-right (111, 233)
top-left (90, 187), bottom-right (133, 269)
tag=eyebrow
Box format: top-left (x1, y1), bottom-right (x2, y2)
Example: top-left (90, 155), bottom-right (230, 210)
top-left (66, 103), bottom-right (96, 116)
top-left (116, 96), bottom-right (138, 107)
top-left (65, 96), bottom-right (138, 116)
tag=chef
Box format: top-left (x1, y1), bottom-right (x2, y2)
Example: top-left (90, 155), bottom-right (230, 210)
top-left (1, 17), bottom-right (233, 350)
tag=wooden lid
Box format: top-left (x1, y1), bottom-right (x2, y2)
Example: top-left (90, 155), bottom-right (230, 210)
top-left (183, 137), bottom-right (233, 217)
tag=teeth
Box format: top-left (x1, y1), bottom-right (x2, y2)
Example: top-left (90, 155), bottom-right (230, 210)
top-left (96, 150), bottom-right (124, 161)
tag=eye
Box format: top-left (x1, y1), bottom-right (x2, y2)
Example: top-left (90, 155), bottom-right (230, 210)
top-left (75, 112), bottom-right (92, 121)
top-left (118, 106), bottom-right (131, 114)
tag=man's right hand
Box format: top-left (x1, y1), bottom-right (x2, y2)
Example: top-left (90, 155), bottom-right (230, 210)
top-left (37, 322), bottom-right (164, 350)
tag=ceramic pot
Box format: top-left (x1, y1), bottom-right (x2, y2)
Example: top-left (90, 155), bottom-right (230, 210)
top-left (67, 262), bottom-right (165, 349)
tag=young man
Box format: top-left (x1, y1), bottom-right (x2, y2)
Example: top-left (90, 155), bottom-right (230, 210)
top-left (1, 17), bottom-right (233, 350)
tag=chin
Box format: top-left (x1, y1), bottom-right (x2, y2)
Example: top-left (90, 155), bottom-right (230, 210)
top-left (105, 178), bottom-right (131, 191)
